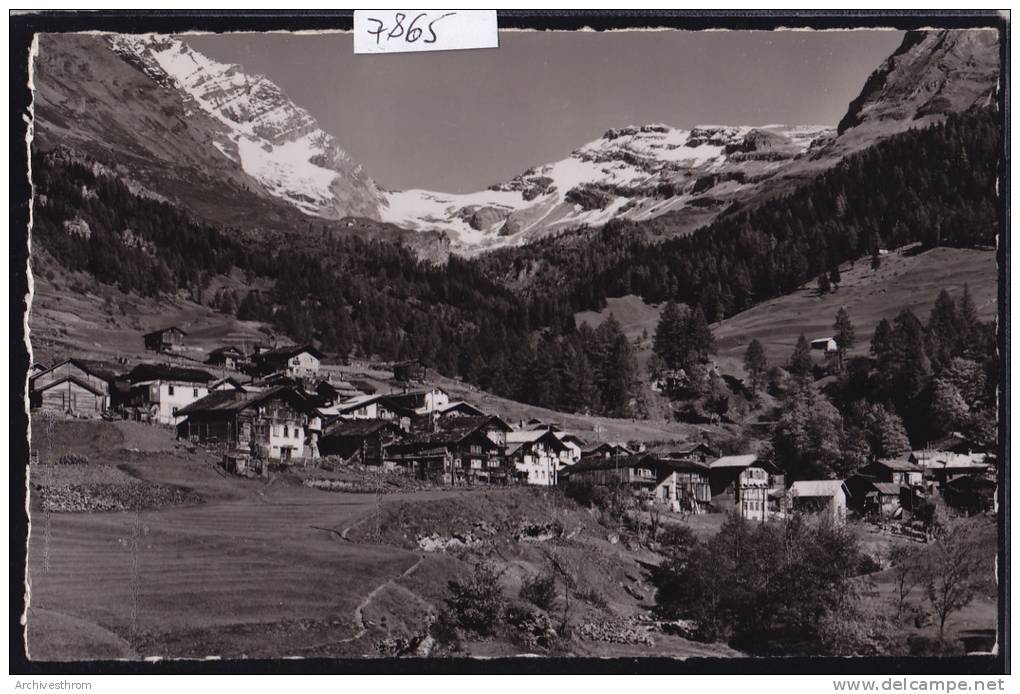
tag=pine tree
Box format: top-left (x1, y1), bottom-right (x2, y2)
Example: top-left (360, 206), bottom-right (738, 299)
top-left (652, 300), bottom-right (685, 371)
top-left (743, 339), bottom-right (768, 397)
top-left (871, 247), bottom-right (882, 271)
top-left (958, 283), bottom-right (980, 350)
top-left (870, 318), bottom-right (894, 361)
top-left (685, 305), bottom-right (716, 367)
top-left (890, 309), bottom-right (933, 401)
top-left (789, 334), bottom-right (814, 380)
top-left (817, 272), bottom-right (832, 294)
top-left (833, 307), bottom-right (856, 372)
top-left (927, 289), bottom-right (961, 369)
top-left (829, 264), bottom-right (842, 289)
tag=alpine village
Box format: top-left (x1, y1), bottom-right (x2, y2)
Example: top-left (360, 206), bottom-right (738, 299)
top-left (23, 28), bottom-right (1001, 661)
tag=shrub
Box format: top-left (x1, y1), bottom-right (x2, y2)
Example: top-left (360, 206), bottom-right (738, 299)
top-left (56, 453), bottom-right (89, 466)
top-left (520, 572), bottom-right (558, 611)
top-left (575, 586), bottom-right (608, 609)
top-left (440, 563), bottom-right (507, 636)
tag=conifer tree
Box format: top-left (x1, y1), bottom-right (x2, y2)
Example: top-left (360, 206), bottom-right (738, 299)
top-left (743, 339), bottom-right (768, 397)
top-left (789, 334), bottom-right (814, 380)
top-left (833, 307), bottom-right (856, 372)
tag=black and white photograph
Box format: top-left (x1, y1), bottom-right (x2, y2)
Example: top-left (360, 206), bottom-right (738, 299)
top-left (10, 10), bottom-right (1009, 674)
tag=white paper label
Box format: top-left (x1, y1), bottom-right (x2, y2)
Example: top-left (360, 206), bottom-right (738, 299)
top-left (353, 10), bottom-right (498, 54)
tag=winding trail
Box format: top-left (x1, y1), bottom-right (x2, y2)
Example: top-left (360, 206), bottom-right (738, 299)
top-left (336, 553), bottom-right (425, 644)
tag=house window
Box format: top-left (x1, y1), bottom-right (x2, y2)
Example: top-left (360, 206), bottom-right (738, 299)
top-left (470, 444), bottom-right (482, 454)
top-left (172, 406), bottom-right (178, 415)
top-left (193, 388), bottom-right (199, 397)
top-left (168, 385), bottom-right (175, 395)
top-left (284, 425), bottom-right (289, 438)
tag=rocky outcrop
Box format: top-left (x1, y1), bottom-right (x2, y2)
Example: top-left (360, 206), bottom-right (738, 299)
top-left (837, 30), bottom-right (999, 136)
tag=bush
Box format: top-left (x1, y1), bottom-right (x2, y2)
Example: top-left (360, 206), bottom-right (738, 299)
top-left (520, 572), bottom-right (558, 611)
top-left (440, 563), bottom-right (507, 637)
top-left (56, 453), bottom-right (88, 466)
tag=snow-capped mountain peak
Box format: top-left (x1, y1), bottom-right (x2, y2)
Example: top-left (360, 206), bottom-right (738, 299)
top-left (107, 33), bottom-right (384, 219)
top-left (380, 122), bottom-right (834, 252)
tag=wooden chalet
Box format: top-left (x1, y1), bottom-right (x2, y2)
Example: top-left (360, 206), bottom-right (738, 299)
top-left (250, 344), bottom-right (323, 380)
top-left (384, 420), bottom-right (507, 485)
top-left (789, 480), bottom-right (849, 525)
top-left (943, 476), bottom-right (996, 515)
top-left (143, 326), bottom-right (187, 353)
top-left (29, 359), bottom-right (118, 417)
top-left (393, 359), bottom-right (428, 382)
top-left (319, 419), bottom-right (405, 466)
top-left (708, 454), bottom-right (783, 521)
top-left (176, 386), bottom-right (314, 462)
top-left (561, 454), bottom-right (713, 514)
top-left (206, 346), bottom-right (246, 370)
top-left (436, 414), bottom-right (512, 445)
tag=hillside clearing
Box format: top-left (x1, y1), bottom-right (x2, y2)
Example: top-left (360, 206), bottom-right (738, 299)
top-left (572, 246), bottom-right (998, 381)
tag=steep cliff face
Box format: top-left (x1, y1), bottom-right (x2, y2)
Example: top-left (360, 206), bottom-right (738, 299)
top-left (836, 29), bottom-right (999, 140)
top-left (33, 33), bottom-right (384, 228)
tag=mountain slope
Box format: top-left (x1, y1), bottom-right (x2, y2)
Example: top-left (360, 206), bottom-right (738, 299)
top-left (32, 33), bottom-right (383, 234)
top-left (381, 123), bottom-right (834, 252)
top-left (31, 28), bottom-right (999, 259)
top-left (837, 29), bottom-right (999, 145)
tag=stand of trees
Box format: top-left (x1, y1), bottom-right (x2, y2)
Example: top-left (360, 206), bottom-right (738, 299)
top-left (766, 288), bottom-right (996, 482)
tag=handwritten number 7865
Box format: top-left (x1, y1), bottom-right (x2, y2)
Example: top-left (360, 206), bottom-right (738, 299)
top-left (367, 12), bottom-right (457, 46)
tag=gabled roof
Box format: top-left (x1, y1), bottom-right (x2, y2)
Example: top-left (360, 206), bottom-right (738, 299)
top-left (437, 414), bottom-right (512, 434)
top-left (30, 358), bottom-right (120, 384)
top-left (323, 418), bottom-right (403, 438)
top-left (555, 432), bottom-right (587, 446)
top-left (506, 429), bottom-right (569, 451)
top-left (871, 482), bottom-right (903, 496)
top-left (790, 480), bottom-right (848, 498)
top-left (143, 326), bottom-right (186, 338)
top-left (34, 374), bottom-right (107, 397)
top-left (127, 363), bottom-right (213, 384)
top-left (209, 376), bottom-right (246, 391)
top-left (255, 344), bottom-right (323, 361)
top-left (874, 458), bottom-right (923, 473)
top-left (437, 400), bottom-right (487, 417)
top-left (176, 386), bottom-right (311, 416)
top-left (388, 424), bottom-right (498, 450)
top-left (710, 454), bottom-right (758, 469)
top-left (668, 442), bottom-right (721, 457)
top-left (566, 454), bottom-right (708, 475)
top-left (579, 440), bottom-right (632, 457)
top-left (209, 345), bottom-right (245, 356)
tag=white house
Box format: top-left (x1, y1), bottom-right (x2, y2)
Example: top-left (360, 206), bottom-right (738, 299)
top-left (554, 432), bottom-right (586, 467)
top-left (126, 364), bottom-right (214, 425)
top-left (252, 345), bottom-right (323, 380)
top-left (506, 430), bottom-right (569, 486)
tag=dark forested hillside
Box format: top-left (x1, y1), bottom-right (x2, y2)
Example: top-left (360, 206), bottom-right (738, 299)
top-left (31, 110), bottom-right (1000, 419)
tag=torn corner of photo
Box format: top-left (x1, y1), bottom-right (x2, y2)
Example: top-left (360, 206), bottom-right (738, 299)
top-left (353, 10), bottom-right (499, 55)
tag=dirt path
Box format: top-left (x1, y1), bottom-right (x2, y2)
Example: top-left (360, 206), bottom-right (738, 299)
top-left (337, 553), bottom-right (426, 645)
